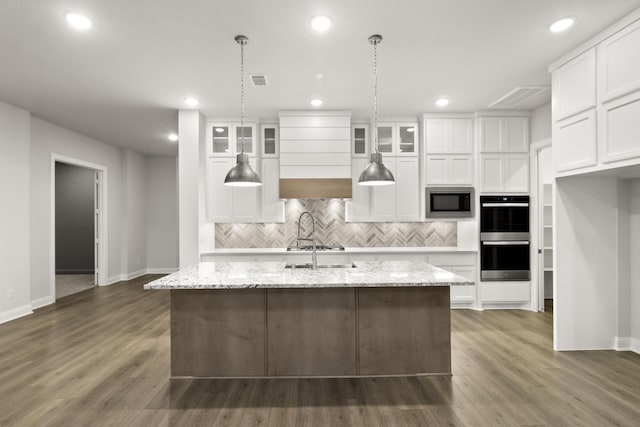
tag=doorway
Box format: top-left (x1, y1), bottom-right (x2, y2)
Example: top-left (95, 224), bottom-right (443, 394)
top-left (530, 140), bottom-right (553, 312)
top-left (51, 156), bottom-right (107, 300)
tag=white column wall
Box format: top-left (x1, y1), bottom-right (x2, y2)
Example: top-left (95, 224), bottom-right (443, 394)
top-left (178, 110), bottom-right (204, 268)
top-left (0, 100), bottom-right (31, 323)
top-left (146, 156), bottom-right (178, 271)
top-left (554, 175), bottom-right (619, 350)
top-left (630, 179), bottom-right (640, 352)
top-left (617, 180), bottom-right (631, 346)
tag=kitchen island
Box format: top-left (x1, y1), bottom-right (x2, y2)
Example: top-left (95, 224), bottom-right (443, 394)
top-left (145, 260), bottom-right (473, 378)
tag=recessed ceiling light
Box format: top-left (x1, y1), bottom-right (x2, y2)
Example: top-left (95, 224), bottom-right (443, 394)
top-left (215, 127), bottom-right (225, 133)
top-left (65, 12), bottom-right (92, 31)
top-left (310, 99), bottom-right (323, 106)
top-left (311, 15), bottom-right (331, 32)
top-left (168, 133), bottom-right (178, 142)
top-left (549, 17), bottom-right (575, 32)
top-left (184, 97), bottom-right (199, 107)
top-left (436, 98), bottom-right (449, 107)
top-left (316, 72), bottom-right (324, 80)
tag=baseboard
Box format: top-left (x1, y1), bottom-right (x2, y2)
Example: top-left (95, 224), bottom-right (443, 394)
top-left (55, 269), bottom-right (94, 274)
top-left (146, 267), bottom-right (178, 274)
top-left (632, 338), bottom-right (640, 354)
top-left (478, 302), bottom-right (533, 310)
top-left (106, 268), bottom-right (177, 286)
top-left (31, 296), bottom-right (54, 310)
top-left (0, 304), bottom-right (33, 325)
top-left (615, 336), bottom-right (631, 351)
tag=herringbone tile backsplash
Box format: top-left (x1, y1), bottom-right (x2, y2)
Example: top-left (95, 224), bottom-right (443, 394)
top-left (215, 199), bottom-right (457, 248)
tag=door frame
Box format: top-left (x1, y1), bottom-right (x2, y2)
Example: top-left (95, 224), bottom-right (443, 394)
top-left (50, 154), bottom-right (108, 300)
top-left (529, 138), bottom-right (551, 312)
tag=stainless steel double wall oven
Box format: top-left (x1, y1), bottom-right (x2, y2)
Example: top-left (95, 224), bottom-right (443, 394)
top-left (480, 195), bottom-right (530, 281)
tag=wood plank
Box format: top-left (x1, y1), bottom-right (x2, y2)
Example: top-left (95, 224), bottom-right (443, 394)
top-left (279, 178), bottom-right (352, 198)
top-left (170, 289), bottom-right (266, 377)
top-left (267, 289), bottom-right (357, 376)
top-left (358, 287), bottom-right (451, 375)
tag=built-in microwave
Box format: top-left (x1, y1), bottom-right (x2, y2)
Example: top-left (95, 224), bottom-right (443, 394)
top-left (425, 187), bottom-right (474, 218)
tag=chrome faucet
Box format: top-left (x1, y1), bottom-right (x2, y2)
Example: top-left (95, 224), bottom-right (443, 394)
top-left (296, 211), bottom-right (317, 270)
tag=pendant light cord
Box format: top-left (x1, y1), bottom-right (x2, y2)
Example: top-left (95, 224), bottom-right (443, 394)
top-left (239, 38), bottom-right (246, 154)
top-left (372, 38), bottom-right (378, 154)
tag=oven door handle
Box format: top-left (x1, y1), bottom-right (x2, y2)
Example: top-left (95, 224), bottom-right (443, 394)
top-left (482, 241), bottom-right (530, 246)
top-left (482, 203), bottom-right (529, 207)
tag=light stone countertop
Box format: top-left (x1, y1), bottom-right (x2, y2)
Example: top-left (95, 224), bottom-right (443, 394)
top-left (144, 261), bottom-right (475, 290)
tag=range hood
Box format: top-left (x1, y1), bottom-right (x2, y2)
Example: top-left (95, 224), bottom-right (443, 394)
top-left (278, 111), bottom-right (352, 199)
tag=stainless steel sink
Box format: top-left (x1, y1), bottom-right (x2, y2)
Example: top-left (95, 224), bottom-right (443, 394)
top-left (285, 262), bottom-right (357, 269)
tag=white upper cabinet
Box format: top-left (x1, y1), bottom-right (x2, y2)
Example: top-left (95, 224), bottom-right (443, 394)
top-left (207, 122), bottom-right (257, 157)
top-left (425, 155), bottom-right (473, 185)
top-left (375, 122), bottom-right (419, 156)
top-left (368, 157), bottom-right (420, 222)
top-left (261, 124), bottom-right (279, 157)
top-left (480, 154), bottom-right (529, 193)
top-left (554, 110), bottom-right (598, 172)
top-left (345, 157), bottom-right (371, 222)
top-left (550, 15), bottom-right (640, 175)
top-left (260, 158), bottom-right (284, 222)
top-left (552, 48), bottom-right (597, 122)
top-left (351, 124), bottom-right (369, 157)
top-left (597, 20), bottom-right (640, 103)
top-left (425, 118), bottom-right (473, 153)
top-left (478, 117), bottom-right (529, 153)
top-left (206, 156), bottom-right (261, 223)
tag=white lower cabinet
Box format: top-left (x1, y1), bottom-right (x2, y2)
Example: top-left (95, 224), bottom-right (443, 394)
top-left (480, 154), bottom-right (529, 193)
top-left (428, 253), bottom-right (477, 309)
top-left (480, 281), bottom-right (530, 304)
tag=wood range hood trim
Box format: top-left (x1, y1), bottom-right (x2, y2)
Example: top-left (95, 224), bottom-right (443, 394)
top-left (279, 178), bottom-right (353, 199)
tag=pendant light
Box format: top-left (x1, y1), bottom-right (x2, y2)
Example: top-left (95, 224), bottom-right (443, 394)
top-left (358, 34), bottom-right (395, 186)
top-left (224, 35), bottom-right (263, 187)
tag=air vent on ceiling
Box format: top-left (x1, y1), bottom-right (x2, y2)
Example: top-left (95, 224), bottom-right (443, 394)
top-left (488, 86), bottom-right (549, 108)
top-left (250, 74), bottom-right (268, 87)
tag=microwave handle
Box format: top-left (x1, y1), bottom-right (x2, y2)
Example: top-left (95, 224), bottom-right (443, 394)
top-left (482, 241), bottom-right (529, 246)
top-left (482, 202), bottom-right (529, 207)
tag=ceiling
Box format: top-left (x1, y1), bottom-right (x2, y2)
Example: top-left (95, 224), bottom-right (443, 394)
top-left (1, 0), bottom-right (640, 156)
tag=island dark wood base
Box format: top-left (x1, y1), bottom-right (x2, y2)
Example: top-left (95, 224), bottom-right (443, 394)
top-left (170, 287), bottom-right (451, 378)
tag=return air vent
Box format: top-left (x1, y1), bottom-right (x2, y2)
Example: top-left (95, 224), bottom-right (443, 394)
top-left (250, 74), bottom-right (268, 87)
top-left (488, 86), bottom-right (548, 108)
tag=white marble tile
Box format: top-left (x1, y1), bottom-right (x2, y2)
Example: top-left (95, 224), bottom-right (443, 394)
top-left (144, 261), bottom-right (475, 290)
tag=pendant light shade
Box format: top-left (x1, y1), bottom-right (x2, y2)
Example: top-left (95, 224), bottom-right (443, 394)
top-left (224, 152), bottom-right (262, 187)
top-left (224, 35), bottom-right (263, 187)
top-left (358, 34), bottom-right (395, 186)
top-left (358, 152), bottom-right (395, 186)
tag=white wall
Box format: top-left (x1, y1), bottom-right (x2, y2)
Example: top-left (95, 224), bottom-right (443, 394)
top-left (0, 100), bottom-right (31, 323)
top-left (530, 102), bottom-right (551, 143)
top-left (630, 179), bottom-right (640, 352)
top-left (554, 175), bottom-right (619, 350)
top-left (146, 156), bottom-right (178, 271)
top-left (121, 150), bottom-right (148, 278)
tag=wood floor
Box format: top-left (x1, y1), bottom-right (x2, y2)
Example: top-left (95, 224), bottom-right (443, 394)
top-left (55, 274), bottom-right (95, 299)
top-left (1, 276), bottom-right (638, 426)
